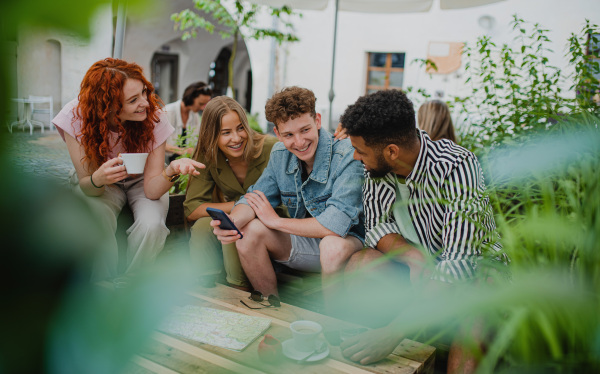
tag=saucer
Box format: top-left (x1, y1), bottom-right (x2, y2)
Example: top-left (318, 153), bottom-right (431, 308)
top-left (282, 338), bottom-right (329, 362)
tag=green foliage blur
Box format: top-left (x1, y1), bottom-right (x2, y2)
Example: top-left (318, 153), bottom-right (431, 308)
top-left (3, 3), bottom-right (600, 372)
top-left (333, 118), bottom-right (600, 372)
top-left (171, 0), bottom-right (300, 100)
top-left (1, 2), bottom-right (193, 373)
top-left (386, 16), bottom-right (600, 372)
top-left (455, 16), bottom-right (600, 151)
top-left (169, 131), bottom-right (199, 194)
top-left (246, 111), bottom-right (264, 134)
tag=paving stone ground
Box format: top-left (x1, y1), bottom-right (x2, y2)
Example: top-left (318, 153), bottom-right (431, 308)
top-left (8, 129), bottom-right (72, 185)
top-left (5, 128), bottom-right (189, 257)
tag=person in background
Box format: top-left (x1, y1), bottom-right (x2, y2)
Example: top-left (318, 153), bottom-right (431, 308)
top-left (184, 96), bottom-right (284, 289)
top-left (417, 99), bottom-right (457, 142)
top-left (52, 58), bottom-right (204, 281)
top-left (164, 82), bottom-right (213, 162)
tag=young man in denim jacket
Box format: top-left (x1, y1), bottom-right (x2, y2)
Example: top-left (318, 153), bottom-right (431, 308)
top-left (211, 86), bottom-right (364, 301)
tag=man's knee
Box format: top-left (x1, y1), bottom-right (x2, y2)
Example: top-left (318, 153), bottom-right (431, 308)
top-left (346, 247), bottom-right (382, 271)
top-left (319, 236), bottom-right (357, 273)
top-left (236, 218), bottom-right (268, 255)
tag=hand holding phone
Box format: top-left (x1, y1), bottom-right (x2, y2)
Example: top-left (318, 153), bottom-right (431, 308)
top-left (206, 207), bottom-right (243, 239)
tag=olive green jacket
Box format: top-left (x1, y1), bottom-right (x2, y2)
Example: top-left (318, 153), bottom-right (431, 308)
top-left (184, 136), bottom-right (281, 218)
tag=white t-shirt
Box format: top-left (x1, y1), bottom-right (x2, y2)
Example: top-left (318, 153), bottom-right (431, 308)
top-left (393, 178), bottom-right (420, 244)
top-left (164, 99), bottom-right (201, 148)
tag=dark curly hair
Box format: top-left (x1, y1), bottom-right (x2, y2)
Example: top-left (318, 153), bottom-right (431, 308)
top-left (265, 86), bottom-right (316, 127)
top-left (340, 89), bottom-right (418, 148)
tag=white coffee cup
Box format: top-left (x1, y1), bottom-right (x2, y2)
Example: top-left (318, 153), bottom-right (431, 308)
top-left (120, 153), bottom-right (149, 174)
top-left (290, 320), bottom-right (322, 352)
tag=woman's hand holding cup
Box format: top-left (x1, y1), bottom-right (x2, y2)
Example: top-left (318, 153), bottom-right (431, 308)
top-left (94, 157), bottom-right (128, 185)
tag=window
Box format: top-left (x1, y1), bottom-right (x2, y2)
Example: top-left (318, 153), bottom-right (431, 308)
top-left (365, 52), bottom-right (405, 94)
top-left (209, 46), bottom-right (232, 98)
top-left (151, 53), bottom-right (178, 104)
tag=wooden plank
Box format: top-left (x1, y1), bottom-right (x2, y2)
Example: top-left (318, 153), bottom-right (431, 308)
top-left (152, 330), bottom-right (356, 374)
top-left (393, 340), bottom-right (436, 373)
top-left (120, 360), bottom-right (155, 374)
top-left (136, 340), bottom-right (238, 374)
top-left (153, 332), bottom-right (265, 374)
top-left (131, 355), bottom-right (181, 374)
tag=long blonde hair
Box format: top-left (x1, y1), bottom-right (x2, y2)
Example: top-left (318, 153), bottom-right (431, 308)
top-left (417, 100), bottom-right (457, 143)
top-left (193, 96), bottom-right (266, 165)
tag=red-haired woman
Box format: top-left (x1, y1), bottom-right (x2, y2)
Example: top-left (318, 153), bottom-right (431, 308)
top-left (52, 58), bottom-right (204, 281)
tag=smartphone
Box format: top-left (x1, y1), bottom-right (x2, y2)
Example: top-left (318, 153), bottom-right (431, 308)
top-left (206, 207), bottom-right (243, 239)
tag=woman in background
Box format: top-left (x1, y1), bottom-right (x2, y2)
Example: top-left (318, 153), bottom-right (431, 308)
top-left (417, 100), bottom-right (457, 142)
top-left (184, 96), bottom-right (283, 289)
top-left (53, 58), bottom-right (204, 281)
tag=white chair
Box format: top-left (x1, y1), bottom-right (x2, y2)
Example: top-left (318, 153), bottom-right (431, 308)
top-left (8, 97), bottom-right (45, 135)
top-left (6, 100), bottom-right (19, 132)
top-left (29, 95), bottom-right (54, 131)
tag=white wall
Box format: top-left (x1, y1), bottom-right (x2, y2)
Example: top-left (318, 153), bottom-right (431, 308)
top-left (248, 0), bottom-right (600, 130)
top-left (14, 0), bottom-right (599, 132)
top-left (14, 0), bottom-right (251, 119)
top-left (123, 0), bottom-right (251, 103)
top-left (16, 5), bottom-right (113, 114)
top-left (245, 10), bottom-right (275, 128)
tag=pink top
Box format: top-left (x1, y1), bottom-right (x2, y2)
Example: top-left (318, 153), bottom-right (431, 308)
top-left (53, 99), bottom-right (175, 159)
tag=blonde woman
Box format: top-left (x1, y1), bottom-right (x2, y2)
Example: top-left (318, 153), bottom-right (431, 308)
top-left (184, 96), bottom-right (282, 289)
top-left (417, 100), bottom-right (457, 142)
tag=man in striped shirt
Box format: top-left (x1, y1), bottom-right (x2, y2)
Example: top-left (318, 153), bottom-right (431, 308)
top-left (337, 89), bottom-right (502, 372)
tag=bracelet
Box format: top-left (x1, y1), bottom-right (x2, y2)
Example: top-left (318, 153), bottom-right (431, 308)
top-left (162, 169), bottom-right (180, 183)
top-left (90, 173), bottom-right (104, 188)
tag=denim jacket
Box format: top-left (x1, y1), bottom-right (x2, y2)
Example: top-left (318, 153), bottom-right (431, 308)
top-left (237, 129), bottom-right (365, 241)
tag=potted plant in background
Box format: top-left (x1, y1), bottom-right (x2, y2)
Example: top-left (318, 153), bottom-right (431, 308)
top-left (166, 132), bottom-right (198, 227)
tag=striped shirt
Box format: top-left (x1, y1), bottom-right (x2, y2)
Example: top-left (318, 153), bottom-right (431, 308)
top-left (363, 130), bottom-right (503, 282)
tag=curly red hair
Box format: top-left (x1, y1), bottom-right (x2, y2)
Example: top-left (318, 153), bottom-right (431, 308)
top-left (75, 58), bottom-right (163, 169)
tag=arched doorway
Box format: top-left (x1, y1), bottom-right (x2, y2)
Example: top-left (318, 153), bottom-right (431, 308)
top-left (125, 0), bottom-right (253, 110)
top-left (209, 43), bottom-right (252, 111)
top-left (151, 53), bottom-right (179, 104)
top-left (209, 47), bottom-right (231, 97)
top-left (45, 39), bottom-right (62, 115)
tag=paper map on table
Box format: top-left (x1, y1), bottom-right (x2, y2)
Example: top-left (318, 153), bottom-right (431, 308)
top-left (158, 305), bottom-right (271, 351)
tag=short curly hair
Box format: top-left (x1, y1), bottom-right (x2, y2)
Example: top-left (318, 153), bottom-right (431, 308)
top-left (340, 89), bottom-right (418, 148)
top-left (265, 86), bottom-right (316, 127)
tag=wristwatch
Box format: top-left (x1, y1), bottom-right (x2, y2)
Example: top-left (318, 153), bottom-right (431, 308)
top-left (162, 169), bottom-right (180, 183)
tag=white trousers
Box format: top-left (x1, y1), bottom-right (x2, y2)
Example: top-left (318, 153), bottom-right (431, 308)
top-left (70, 171), bottom-right (170, 281)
